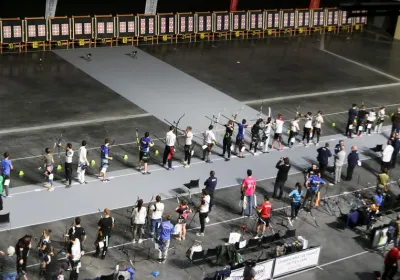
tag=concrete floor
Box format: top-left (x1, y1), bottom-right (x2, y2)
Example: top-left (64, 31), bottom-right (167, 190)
top-left (0, 31), bottom-right (399, 279)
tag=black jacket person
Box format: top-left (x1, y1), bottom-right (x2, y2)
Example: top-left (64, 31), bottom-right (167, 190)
top-left (16, 235), bottom-right (32, 275)
top-left (346, 104), bottom-right (358, 138)
top-left (95, 208), bottom-right (114, 259)
top-left (346, 146), bottom-right (359, 181)
top-left (316, 143), bottom-right (332, 179)
top-left (204, 171), bottom-right (217, 212)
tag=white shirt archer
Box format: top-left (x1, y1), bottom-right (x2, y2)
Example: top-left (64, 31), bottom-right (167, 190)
top-left (314, 115), bottom-right (324, 128)
top-left (204, 130), bottom-right (216, 144)
top-left (151, 202), bottom-right (165, 220)
top-left (166, 131), bottom-right (176, 147)
top-left (78, 146), bottom-right (87, 164)
top-left (185, 131), bottom-right (193, 145)
top-left (304, 117), bottom-right (313, 129)
top-left (290, 121), bottom-right (299, 132)
top-left (65, 149), bottom-right (74, 163)
top-left (382, 145), bottom-right (394, 162)
top-left (275, 119), bottom-right (284, 134)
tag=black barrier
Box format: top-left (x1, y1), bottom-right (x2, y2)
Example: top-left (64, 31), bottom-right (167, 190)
top-left (137, 15), bottom-right (157, 37)
top-left (231, 11), bottom-right (247, 31)
top-left (116, 15), bottom-right (136, 38)
top-left (248, 10), bottom-right (264, 31)
top-left (158, 14), bottom-right (176, 35)
top-left (296, 9), bottom-right (311, 28)
top-left (49, 17), bottom-right (71, 41)
top-left (177, 13), bottom-right (195, 34)
top-left (214, 12), bottom-right (230, 32)
top-left (1, 19), bottom-right (24, 44)
top-left (196, 12), bottom-right (212, 33)
top-left (265, 10), bottom-right (280, 30)
top-left (326, 9), bottom-right (340, 26)
top-left (25, 18), bottom-right (47, 42)
top-left (95, 16), bottom-right (115, 39)
top-left (281, 10), bottom-right (296, 29)
top-left (72, 16), bottom-right (93, 40)
top-left (312, 9), bottom-right (325, 27)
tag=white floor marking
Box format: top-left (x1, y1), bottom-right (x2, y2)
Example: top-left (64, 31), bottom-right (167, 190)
top-left (321, 49), bottom-right (400, 82)
top-left (244, 86), bottom-right (400, 104)
top-left (0, 113), bottom-right (152, 135)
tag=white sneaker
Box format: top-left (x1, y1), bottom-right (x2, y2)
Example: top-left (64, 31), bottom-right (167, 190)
top-left (196, 232), bottom-right (204, 237)
top-left (132, 240), bottom-right (137, 244)
top-left (138, 239), bottom-right (143, 244)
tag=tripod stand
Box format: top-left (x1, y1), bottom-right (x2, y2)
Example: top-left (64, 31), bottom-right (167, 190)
top-left (319, 183), bottom-right (334, 216)
top-left (118, 245), bottom-right (137, 271)
top-left (300, 199), bottom-right (319, 228)
top-left (57, 221), bottom-right (74, 255)
top-left (188, 207), bottom-right (199, 227)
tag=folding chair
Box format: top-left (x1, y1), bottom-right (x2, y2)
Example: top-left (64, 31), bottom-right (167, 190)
top-left (183, 179), bottom-right (200, 199)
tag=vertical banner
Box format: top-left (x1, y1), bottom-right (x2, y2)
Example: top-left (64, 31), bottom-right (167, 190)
top-left (230, 0), bottom-right (239, 12)
top-left (145, 0), bottom-right (158, 15)
top-left (309, 0), bottom-right (320, 9)
top-left (45, 0), bottom-right (58, 19)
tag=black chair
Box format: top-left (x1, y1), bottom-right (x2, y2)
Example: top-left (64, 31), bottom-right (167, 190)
top-left (100, 273), bottom-right (115, 280)
top-left (0, 213), bottom-right (10, 230)
top-left (246, 238), bottom-right (261, 251)
top-left (183, 179), bottom-right (200, 198)
top-left (205, 247), bottom-right (218, 261)
top-left (261, 235), bottom-right (274, 245)
top-left (286, 229), bottom-right (296, 238)
top-left (187, 250), bottom-right (205, 271)
top-left (272, 232), bottom-right (281, 241)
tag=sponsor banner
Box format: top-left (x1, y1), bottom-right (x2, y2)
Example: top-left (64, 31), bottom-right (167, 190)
top-left (309, 0), bottom-right (320, 9)
top-left (228, 260), bottom-right (274, 280)
top-left (145, 0), bottom-right (158, 15)
top-left (273, 247), bottom-right (321, 278)
top-left (230, 0), bottom-right (239, 12)
top-left (45, 0), bottom-right (58, 19)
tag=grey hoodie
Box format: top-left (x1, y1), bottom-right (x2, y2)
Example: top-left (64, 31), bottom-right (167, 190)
top-left (335, 150), bottom-right (346, 167)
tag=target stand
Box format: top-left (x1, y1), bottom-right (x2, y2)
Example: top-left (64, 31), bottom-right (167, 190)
top-left (157, 13), bottom-right (176, 44)
top-left (213, 11), bottom-right (231, 41)
top-left (176, 13), bottom-right (195, 43)
top-left (115, 14), bottom-right (136, 47)
top-left (325, 8), bottom-right (340, 34)
top-left (94, 15), bottom-right (116, 48)
top-left (295, 9), bottom-right (311, 36)
top-left (195, 12), bottom-right (214, 42)
top-left (280, 10), bottom-right (296, 36)
top-left (48, 16), bottom-right (72, 50)
top-left (1, 18), bottom-right (24, 53)
top-left (71, 16), bottom-right (93, 49)
top-left (24, 17), bottom-right (47, 51)
top-left (137, 14), bottom-right (157, 45)
top-left (265, 10), bottom-right (281, 37)
top-left (247, 10), bottom-right (265, 39)
top-left (310, 9), bottom-right (325, 34)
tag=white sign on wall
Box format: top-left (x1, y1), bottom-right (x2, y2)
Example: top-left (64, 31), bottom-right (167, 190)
top-left (228, 260), bottom-right (274, 280)
top-left (273, 247), bottom-right (321, 278)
